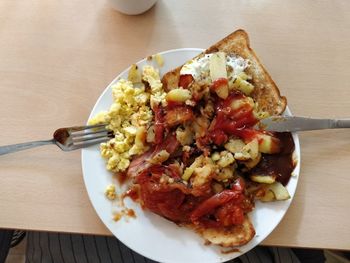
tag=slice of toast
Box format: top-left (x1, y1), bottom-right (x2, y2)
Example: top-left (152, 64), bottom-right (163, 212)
top-left (161, 30), bottom-right (285, 247)
top-left (162, 29), bottom-right (287, 116)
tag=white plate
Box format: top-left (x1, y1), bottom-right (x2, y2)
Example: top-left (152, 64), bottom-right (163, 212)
top-left (82, 48), bottom-right (301, 263)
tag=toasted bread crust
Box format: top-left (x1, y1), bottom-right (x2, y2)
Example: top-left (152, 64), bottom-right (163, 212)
top-left (162, 29), bottom-right (286, 115)
top-left (195, 216), bottom-right (255, 247)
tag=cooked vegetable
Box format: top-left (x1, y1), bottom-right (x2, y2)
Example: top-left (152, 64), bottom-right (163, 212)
top-left (217, 151), bottom-right (235, 168)
top-left (257, 134), bottom-right (281, 154)
top-left (164, 106), bottom-right (194, 127)
top-left (214, 167), bottom-right (234, 182)
top-left (209, 52), bottom-right (227, 81)
top-left (259, 189), bottom-right (275, 202)
top-left (166, 88), bottom-right (192, 103)
top-left (213, 79), bottom-right (229, 99)
top-left (182, 156), bottom-right (203, 181)
top-left (225, 139), bottom-right (246, 153)
top-left (243, 152), bottom-right (262, 169)
top-left (232, 75), bottom-right (254, 95)
top-left (268, 182), bottom-right (290, 200)
top-left (250, 174), bottom-right (276, 184)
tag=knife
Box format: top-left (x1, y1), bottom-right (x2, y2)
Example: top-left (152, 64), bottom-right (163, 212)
top-left (258, 116), bottom-right (350, 132)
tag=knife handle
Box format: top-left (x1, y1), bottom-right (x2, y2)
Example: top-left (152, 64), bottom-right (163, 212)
top-left (333, 119), bottom-right (350, 128)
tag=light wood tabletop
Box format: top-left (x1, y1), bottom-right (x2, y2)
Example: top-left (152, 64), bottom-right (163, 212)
top-left (1, 0), bottom-right (350, 251)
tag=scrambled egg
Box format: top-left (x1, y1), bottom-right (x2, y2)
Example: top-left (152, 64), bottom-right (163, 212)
top-left (105, 184), bottom-right (117, 200)
top-left (89, 64), bottom-right (166, 173)
top-left (143, 65), bottom-right (167, 109)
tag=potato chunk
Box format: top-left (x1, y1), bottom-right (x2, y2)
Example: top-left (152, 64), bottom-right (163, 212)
top-left (232, 75), bottom-right (254, 95)
top-left (217, 151), bottom-right (235, 168)
top-left (166, 88), bottom-right (192, 103)
top-left (164, 106), bottom-right (194, 127)
top-left (250, 174), bottom-right (276, 184)
top-left (258, 134), bottom-right (281, 154)
top-left (243, 152), bottom-right (262, 169)
top-left (224, 139), bottom-right (245, 153)
top-left (259, 189), bottom-right (275, 202)
top-left (268, 182), bottom-right (290, 200)
top-left (176, 125), bottom-right (194, 146)
top-left (214, 167), bottom-right (234, 182)
top-left (193, 164), bottom-right (213, 187)
top-left (209, 52), bottom-right (227, 80)
top-left (259, 182), bottom-right (291, 201)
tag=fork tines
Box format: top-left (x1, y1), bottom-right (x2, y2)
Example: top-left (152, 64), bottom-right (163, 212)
top-left (70, 124), bottom-right (114, 147)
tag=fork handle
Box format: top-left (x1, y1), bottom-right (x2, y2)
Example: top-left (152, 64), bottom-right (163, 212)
top-left (0, 139), bottom-right (54, 156)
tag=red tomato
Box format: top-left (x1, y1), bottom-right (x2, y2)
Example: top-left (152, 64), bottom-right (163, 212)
top-left (136, 164), bottom-right (196, 222)
top-left (210, 129), bottom-right (228, 145)
top-left (140, 179), bottom-right (186, 221)
top-left (190, 190), bottom-right (240, 222)
top-left (231, 177), bottom-right (245, 193)
top-left (211, 78), bottom-right (228, 91)
top-left (215, 202), bottom-right (245, 226)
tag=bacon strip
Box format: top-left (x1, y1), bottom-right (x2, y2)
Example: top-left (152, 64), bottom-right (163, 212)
top-left (127, 134), bottom-right (180, 177)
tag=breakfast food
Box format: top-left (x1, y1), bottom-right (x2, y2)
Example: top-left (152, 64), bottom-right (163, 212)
top-left (89, 29), bottom-right (295, 248)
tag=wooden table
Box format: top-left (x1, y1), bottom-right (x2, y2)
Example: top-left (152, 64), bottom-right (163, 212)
top-left (1, 0), bottom-right (350, 251)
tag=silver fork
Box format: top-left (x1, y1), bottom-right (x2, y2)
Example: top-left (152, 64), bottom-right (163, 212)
top-left (0, 124), bottom-right (113, 156)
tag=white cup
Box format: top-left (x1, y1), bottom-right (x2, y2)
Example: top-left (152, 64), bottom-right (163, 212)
top-left (109, 0), bottom-right (158, 15)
